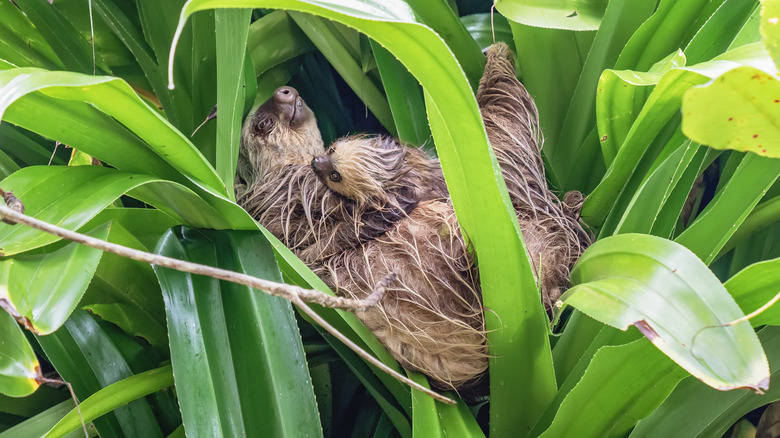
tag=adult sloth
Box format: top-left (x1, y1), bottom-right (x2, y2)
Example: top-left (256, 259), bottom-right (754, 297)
top-left (237, 42), bottom-right (589, 390)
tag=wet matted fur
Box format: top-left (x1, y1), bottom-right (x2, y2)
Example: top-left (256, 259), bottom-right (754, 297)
top-left (237, 43), bottom-right (590, 391)
top-left (477, 42), bottom-right (591, 311)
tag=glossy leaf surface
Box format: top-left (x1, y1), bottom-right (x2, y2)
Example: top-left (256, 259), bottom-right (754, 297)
top-left (0, 311), bottom-right (39, 397)
top-left (563, 233), bottom-right (769, 392)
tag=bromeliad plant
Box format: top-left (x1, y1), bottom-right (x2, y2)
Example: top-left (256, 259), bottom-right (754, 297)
top-left (0, 0), bottom-right (779, 437)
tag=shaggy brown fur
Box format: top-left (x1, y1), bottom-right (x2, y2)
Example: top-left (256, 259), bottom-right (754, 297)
top-left (477, 42), bottom-right (590, 310)
top-left (237, 43), bottom-right (589, 391)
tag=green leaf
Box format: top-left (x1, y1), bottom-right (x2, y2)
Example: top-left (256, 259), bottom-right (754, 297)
top-left (216, 9), bottom-right (251, 195)
top-left (0, 0), bottom-right (63, 70)
top-left (460, 13), bottom-right (513, 52)
top-left (727, 257), bottom-right (780, 327)
top-left (0, 311), bottom-right (40, 397)
top-left (563, 233), bottom-right (770, 392)
top-left (538, 338), bottom-right (687, 438)
top-left (0, 399), bottom-right (81, 438)
top-left (762, 0), bottom-right (780, 69)
top-left (402, 0), bottom-right (484, 88)
top-left (169, 3), bottom-right (551, 436)
top-left (370, 41), bottom-right (431, 148)
top-left (37, 309), bottom-right (165, 437)
top-left (0, 68), bottom-right (224, 193)
top-left (495, 0), bottom-right (607, 31)
top-left (0, 166), bottom-right (229, 255)
top-left (288, 12), bottom-right (396, 135)
top-left (410, 372), bottom-right (483, 438)
top-left (682, 66), bottom-right (780, 158)
top-left (248, 11), bottom-right (314, 76)
top-left (44, 365), bottom-right (173, 438)
top-left (630, 326), bottom-right (780, 438)
top-left (675, 152), bottom-right (780, 263)
top-left (13, 0), bottom-right (105, 74)
top-left (584, 43), bottom-right (774, 228)
top-left (154, 227), bottom-right (322, 437)
top-left (0, 223), bottom-right (109, 335)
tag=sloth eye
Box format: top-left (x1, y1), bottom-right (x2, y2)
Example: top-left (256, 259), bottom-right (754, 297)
top-left (327, 147), bottom-right (335, 155)
top-left (329, 171), bottom-right (341, 182)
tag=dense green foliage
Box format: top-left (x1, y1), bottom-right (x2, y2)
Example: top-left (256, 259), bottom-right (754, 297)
top-left (0, 0), bottom-right (779, 437)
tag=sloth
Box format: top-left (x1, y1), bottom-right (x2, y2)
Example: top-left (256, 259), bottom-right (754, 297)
top-left (237, 42), bottom-right (589, 390)
top-left (476, 42), bottom-right (590, 310)
top-left (237, 88), bottom-right (486, 391)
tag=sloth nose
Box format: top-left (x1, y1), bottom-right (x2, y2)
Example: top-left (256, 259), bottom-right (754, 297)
top-left (274, 86), bottom-right (298, 105)
top-left (312, 155), bottom-right (329, 173)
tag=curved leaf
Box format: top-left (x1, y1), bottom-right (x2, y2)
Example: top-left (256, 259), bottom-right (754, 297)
top-left (631, 326), bottom-right (780, 438)
top-left (538, 338), bottom-right (687, 438)
top-left (44, 365), bottom-right (174, 438)
top-left (682, 65), bottom-right (780, 158)
top-left (0, 223), bottom-right (109, 335)
top-left (495, 0), bottom-right (607, 31)
top-left (762, 0), bottom-right (780, 69)
top-left (0, 165), bottom-right (230, 255)
top-left (727, 257), bottom-right (780, 327)
top-left (0, 310), bottom-right (39, 397)
top-left (0, 68), bottom-right (224, 192)
top-left (169, 2), bottom-right (551, 435)
top-left (155, 227), bottom-right (322, 437)
top-left (563, 233), bottom-right (769, 392)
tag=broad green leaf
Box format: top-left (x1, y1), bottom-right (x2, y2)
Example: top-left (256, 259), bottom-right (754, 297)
top-left (612, 140), bottom-right (702, 235)
top-left (247, 11), bottom-right (314, 76)
top-left (0, 311), bottom-right (39, 397)
top-left (0, 223), bottom-right (109, 335)
top-left (409, 374), bottom-right (483, 438)
top-left (762, 0), bottom-right (780, 69)
top-left (288, 12), bottom-right (396, 135)
top-left (44, 365), bottom-right (173, 438)
top-left (155, 227), bottom-right (321, 437)
top-left (554, 0), bottom-right (656, 186)
top-left (460, 13), bottom-right (513, 52)
top-left (37, 310), bottom-right (163, 437)
top-left (0, 150), bottom-right (19, 180)
top-left (169, 3), bottom-right (551, 436)
top-left (563, 233), bottom-right (770, 391)
top-left (215, 9), bottom-right (252, 194)
top-left (80, 220), bottom-right (168, 348)
top-left (718, 195), bottom-right (780, 259)
top-left (727, 257), bottom-right (780, 327)
top-left (511, 22), bottom-right (593, 186)
top-left (0, 68), bottom-right (224, 193)
top-left (682, 66), bottom-right (780, 158)
top-left (0, 399), bottom-right (82, 438)
top-left (631, 326), bottom-right (780, 438)
top-left (0, 0), bottom-right (63, 70)
top-left (675, 152), bottom-right (780, 263)
top-left (90, 0), bottom-right (193, 138)
top-left (584, 44), bottom-right (775, 227)
top-left (370, 41), bottom-right (431, 148)
top-left (402, 0), bottom-right (484, 88)
top-left (13, 0), bottom-right (106, 75)
top-left (539, 338), bottom-right (687, 438)
top-left (614, 0), bottom-right (717, 71)
top-left (596, 50), bottom-right (686, 166)
top-left (0, 165), bottom-right (229, 255)
top-left (495, 0), bottom-right (607, 31)
top-left (684, 0), bottom-right (758, 64)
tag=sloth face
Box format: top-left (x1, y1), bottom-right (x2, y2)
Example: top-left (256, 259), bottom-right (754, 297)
top-left (238, 87), bottom-right (324, 187)
top-left (311, 136), bottom-right (408, 207)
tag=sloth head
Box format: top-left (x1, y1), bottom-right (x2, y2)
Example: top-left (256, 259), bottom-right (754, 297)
top-left (311, 136), bottom-right (420, 210)
top-left (238, 86), bottom-right (324, 188)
